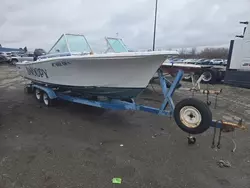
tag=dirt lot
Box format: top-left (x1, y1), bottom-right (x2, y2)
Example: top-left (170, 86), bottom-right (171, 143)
top-left (0, 64), bottom-right (250, 188)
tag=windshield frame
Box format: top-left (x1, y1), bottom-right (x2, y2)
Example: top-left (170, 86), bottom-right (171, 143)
top-left (48, 34), bottom-right (93, 54)
top-left (105, 37), bottom-right (129, 53)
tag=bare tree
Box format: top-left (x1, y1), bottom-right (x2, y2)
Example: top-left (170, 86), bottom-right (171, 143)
top-left (199, 48), bottom-right (228, 59)
top-left (191, 47), bottom-right (197, 56)
top-left (175, 47), bottom-right (229, 59)
top-left (179, 48), bottom-right (188, 58)
top-left (179, 48), bottom-right (186, 55)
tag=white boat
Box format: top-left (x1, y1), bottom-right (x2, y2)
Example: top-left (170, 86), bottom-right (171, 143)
top-left (16, 34), bottom-right (178, 99)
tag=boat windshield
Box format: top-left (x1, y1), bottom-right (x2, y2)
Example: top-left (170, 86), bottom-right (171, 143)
top-left (48, 34), bottom-right (92, 54)
top-left (106, 37), bottom-right (128, 53)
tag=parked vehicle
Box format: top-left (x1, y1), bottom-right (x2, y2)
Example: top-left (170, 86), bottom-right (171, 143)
top-left (195, 59), bottom-right (212, 65)
top-left (210, 59), bottom-right (224, 65)
top-left (183, 59), bottom-right (196, 64)
top-left (0, 52), bottom-right (12, 63)
top-left (10, 52), bottom-right (34, 65)
top-left (222, 60), bottom-right (228, 66)
top-left (0, 52), bottom-right (12, 56)
top-left (0, 55), bottom-right (9, 63)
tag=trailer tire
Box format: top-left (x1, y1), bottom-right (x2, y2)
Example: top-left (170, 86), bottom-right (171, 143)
top-left (174, 98), bottom-right (212, 134)
top-left (10, 59), bottom-right (18, 65)
top-left (34, 88), bottom-right (43, 102)
top-left (42, 92), bottom-right (54, 107)
top-left (201, 69), bottom-right (216, 84)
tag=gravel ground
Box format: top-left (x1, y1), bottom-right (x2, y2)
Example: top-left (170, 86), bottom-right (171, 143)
top-left (0, 64), bottom-right (250, 188)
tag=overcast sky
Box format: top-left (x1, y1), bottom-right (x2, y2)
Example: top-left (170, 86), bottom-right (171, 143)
top-left (0, 0), bottom-right (250, 52)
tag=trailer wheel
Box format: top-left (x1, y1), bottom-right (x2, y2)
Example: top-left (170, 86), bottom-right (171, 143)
top-left (34, 88), bottom-right (43, 102)
top-left (174, 98), bottom-right (212, 134)
top-left (202, 69), bottom-right (216, 84)
top-left (10, 59), bottom-right (18, 65)
top-left (43, 92), bottom-right (53, 107)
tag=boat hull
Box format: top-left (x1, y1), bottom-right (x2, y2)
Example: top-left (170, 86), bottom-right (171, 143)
top-left (17, 53), bottom-right (167, 98)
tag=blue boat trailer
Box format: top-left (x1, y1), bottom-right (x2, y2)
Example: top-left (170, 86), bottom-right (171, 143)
top-left (25, 69), bottom-right (246, 145)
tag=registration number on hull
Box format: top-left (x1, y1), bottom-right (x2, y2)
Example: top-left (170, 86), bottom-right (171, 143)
top-left (52, 61), bottom-right (71, 67)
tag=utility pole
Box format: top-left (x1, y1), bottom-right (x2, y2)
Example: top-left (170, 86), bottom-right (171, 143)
top-left (152, 0), bottom-right (158, 51)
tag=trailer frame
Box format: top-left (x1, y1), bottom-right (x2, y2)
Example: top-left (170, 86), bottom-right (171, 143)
top-left (25, 69), bottom-right (246, 140)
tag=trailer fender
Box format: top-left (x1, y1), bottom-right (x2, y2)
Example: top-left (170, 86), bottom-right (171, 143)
top-left (32, 85), bottom-right (57, 99)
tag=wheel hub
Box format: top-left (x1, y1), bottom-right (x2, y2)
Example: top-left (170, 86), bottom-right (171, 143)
top-left (43, 93), bottom-right (49, 105)
top-left (180, 106), bottom-right (202, 128)
top-left (35, 89), bottom-right (41, 100)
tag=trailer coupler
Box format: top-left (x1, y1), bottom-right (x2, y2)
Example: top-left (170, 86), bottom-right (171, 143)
top-left (211, 119), bottom-right (246, 150)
